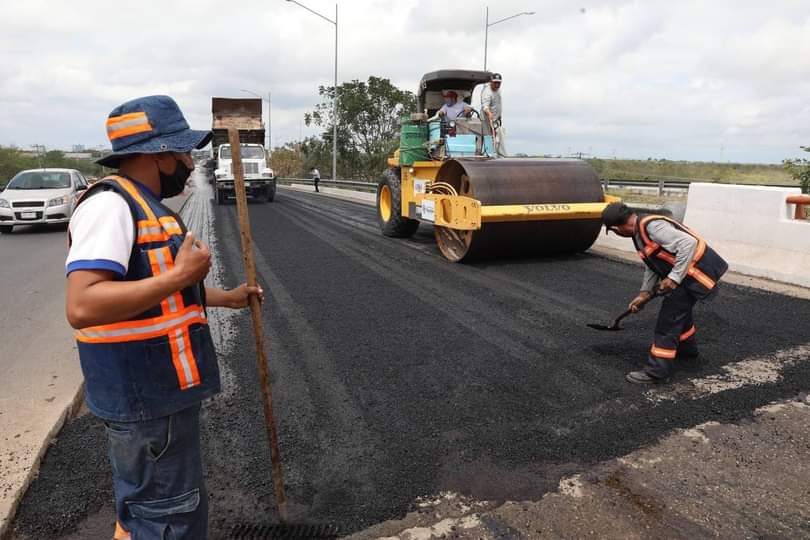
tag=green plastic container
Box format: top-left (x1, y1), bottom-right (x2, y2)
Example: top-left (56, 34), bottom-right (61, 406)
top-left (399, 122), bottom-right (429, 165)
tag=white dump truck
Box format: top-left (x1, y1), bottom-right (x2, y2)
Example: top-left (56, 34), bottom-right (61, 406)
top-left (214, 143), bottom-right (276, 204)
top-left (211, 97), bottom-right (276, 204)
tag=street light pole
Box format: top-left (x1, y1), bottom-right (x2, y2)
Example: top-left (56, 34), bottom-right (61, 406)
top-left (287, 0), bottom-right (338, 182)
top-left (484, 7), bottom-right (535, 71)
top-left (333, 3), bottom-right (338, 182)
top-left (484, 6), bottom-right (489, 71)
top-left (31, 144), bottom-right (45, 169)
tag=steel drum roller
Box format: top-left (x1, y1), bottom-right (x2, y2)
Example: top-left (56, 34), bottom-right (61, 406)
top-left (434, 159), bottom-right (605, 261)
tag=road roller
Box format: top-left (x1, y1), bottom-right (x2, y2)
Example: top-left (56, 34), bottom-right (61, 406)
top-left (376, 69), bottom-right (620, 262)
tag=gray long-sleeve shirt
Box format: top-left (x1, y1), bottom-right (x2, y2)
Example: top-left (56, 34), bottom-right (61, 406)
top-left (640, 219), bottom-right (698, 292)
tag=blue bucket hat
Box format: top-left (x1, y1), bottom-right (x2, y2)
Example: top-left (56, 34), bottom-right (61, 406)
top-left (97, 95), bottom-right (211, 167)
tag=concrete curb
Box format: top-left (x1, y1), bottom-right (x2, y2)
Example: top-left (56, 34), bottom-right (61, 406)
top-left (280, 184), bottom-right (376, 205)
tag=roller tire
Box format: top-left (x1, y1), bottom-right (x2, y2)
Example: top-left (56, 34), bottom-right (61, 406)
top-left (216, 188), bottom-right (225, 205)
top-left (0, 225), bottom-right (12, 234)
top-left (377, 167), bottom-right (418, 238)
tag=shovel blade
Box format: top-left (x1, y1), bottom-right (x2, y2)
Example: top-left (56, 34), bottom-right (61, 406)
top-left (586, 323), bottom-right (622, 332)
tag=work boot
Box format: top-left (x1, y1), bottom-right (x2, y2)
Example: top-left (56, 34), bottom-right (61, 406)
top-left (626, 370), bottom-right (668, 385)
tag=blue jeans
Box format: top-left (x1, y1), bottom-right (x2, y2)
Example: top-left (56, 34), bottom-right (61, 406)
top-left (104, 404), bottom-right (208, 539)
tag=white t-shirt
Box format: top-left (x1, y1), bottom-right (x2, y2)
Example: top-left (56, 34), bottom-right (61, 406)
top-left (312, 169), bottom-right (320, 179)
top-left (66, 191), bottom-right (134, 278)
top-left (438, 101), bottom-right (469, 119)
top-left (480, 85), bottom-right (502, 121)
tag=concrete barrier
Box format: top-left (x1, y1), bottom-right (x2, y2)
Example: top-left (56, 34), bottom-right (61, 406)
top-left (684, 183), bottom-right (810, 288)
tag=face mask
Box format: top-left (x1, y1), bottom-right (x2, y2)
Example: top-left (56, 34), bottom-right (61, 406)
top-left (158, 156), bottom-right (191, 199)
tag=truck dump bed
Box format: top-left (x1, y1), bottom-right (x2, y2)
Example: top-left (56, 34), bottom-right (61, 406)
top-left (211, 97), bottom-right (265, 151)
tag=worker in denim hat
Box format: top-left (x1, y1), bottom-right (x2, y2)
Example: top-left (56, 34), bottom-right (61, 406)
top-left (65, 95), bottom-right (262, 539)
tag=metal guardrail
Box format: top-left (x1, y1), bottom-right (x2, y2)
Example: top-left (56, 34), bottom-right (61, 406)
top-left (277, 177), bottom-right (376, 190)
top-left (277, 176), bottom-right (799, 197)
top-left (603, 178), bottom-right (798, 196)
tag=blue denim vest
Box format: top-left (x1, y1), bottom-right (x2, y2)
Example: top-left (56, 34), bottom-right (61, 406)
top-left (73, 175), bottom-right (220, 422)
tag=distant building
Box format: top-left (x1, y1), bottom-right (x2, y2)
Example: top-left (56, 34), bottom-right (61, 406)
top-left (64, 152), bottom-right (94, 160)
top-left (72, 144), bottom-right (86, 152)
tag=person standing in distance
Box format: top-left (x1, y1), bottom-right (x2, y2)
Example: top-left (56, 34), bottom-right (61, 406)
top-left (65, 95), bottom-right (262, 539)
top-left (601, 203), bottom-right (728, 385)
top-left (481, 72), bottom-right (505, 156)
top-left (311, 167), bottom-right (321, 193)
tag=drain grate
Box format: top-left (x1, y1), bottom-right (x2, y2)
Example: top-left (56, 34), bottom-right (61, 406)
top-left (229, 523), bottom-right (342, 539)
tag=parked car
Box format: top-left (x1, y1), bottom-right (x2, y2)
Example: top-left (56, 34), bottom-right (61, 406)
top-left (0, 168), bottom-right (89, 234)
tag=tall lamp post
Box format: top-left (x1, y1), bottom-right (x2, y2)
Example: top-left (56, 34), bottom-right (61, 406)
top-left (240, 89), bottom-right (272, 156)
top-left (287, 0), bottom-right (338, 181)
top-left (484, 7), bottom-right (535, 71)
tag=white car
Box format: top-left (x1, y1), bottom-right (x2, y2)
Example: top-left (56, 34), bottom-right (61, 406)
top-left (0, 168), bottom-right (89, 234)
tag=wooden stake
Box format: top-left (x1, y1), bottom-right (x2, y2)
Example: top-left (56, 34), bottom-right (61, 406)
top-left (226, 127), bottom-right (288, 522)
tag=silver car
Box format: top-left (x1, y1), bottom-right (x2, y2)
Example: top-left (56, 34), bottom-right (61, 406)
top-left (0, 168), bottom-right (89, 234)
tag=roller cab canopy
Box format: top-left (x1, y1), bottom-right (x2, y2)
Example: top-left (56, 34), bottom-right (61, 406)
top-left (417, 69), bottom-right (493, 116)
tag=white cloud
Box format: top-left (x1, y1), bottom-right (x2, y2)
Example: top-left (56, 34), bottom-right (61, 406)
top-left (0, 0), bottom-right (808, 162)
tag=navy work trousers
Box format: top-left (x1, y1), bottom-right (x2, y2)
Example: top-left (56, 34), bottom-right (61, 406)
top-left (646, 285), bottom-right (700, 379)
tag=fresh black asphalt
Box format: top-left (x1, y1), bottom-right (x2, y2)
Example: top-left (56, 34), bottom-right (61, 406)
top-left (11, 188), bottom-right (810, 538)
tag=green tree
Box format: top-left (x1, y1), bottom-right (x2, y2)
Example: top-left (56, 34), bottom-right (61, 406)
top-left (269, 143), bottom-right (304, 178)
top-left (305, 76), bottom-right (417, 180)
top-left (783, 146), bottom-right (810, 193)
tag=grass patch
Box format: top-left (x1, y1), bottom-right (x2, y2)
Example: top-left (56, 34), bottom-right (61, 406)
top-left (606, 188), bottom-right (685, 205)
top-left (587, 158), bottom-right (795, 186)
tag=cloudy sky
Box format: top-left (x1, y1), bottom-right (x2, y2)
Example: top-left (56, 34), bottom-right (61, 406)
top-left (1, 0), bottom-right (808, 163)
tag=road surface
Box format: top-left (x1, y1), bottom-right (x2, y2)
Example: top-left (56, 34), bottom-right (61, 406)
top-left (9, 181), bottom-right (810, 538)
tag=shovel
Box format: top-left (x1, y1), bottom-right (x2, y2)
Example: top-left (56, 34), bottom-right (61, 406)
top-left (587, 290), bottom-right (662, 332)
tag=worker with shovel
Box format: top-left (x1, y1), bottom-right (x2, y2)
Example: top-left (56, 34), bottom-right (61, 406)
top-left (601, 203), bottom-right (728, 384)
top-left (65, 95), bottom-right (262, 539)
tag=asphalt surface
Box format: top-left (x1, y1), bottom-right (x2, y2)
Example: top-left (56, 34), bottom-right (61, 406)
top-left (9, 185), bottom-right (810, 538)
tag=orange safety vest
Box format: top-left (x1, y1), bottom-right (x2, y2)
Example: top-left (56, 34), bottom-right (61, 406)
top-left (632, 215), bottom-right (728, 298)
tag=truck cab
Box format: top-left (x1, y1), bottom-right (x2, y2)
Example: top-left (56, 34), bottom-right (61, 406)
top-left (214, 143), bottom-right (276, 204)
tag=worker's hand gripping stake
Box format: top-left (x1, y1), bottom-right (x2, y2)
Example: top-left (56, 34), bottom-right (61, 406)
top-left (227, 128), bottom-right (288, 522)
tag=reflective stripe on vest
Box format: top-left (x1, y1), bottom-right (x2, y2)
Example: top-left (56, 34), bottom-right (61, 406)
top-left (636, 215), bottom-right (717, 290)
top-left (75, 175), bottom-right (203, 391)
top-left (76, 305), bottom-right (206, 343)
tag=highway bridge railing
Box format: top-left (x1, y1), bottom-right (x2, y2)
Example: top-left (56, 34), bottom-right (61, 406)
top-left (277, 177), bottom-right (376, 191)
top-left (277, 177), bottom-right (799, 197)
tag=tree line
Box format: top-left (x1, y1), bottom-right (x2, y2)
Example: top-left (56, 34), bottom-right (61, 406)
top-left (271, 76), bottom-right (416, 181)
top-left (0, 147), bottom-right (105, 187)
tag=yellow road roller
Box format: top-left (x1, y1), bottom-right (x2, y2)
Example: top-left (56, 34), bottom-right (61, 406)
top-left (376, 69), bottom-right (619, 262)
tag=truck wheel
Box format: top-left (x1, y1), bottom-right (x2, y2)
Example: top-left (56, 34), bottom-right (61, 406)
top-left (216, 189), bottom-right (225, 205)
top-left (377, 167), bottom-right (418, 237)
top-left (265, 183), bottom-right (275, 203)
top-left (0, 225), bottom-right (13, 234)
